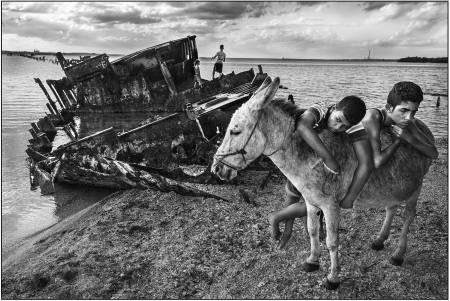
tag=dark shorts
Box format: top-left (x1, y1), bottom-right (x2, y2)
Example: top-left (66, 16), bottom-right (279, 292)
top-left (214, 62), bottom-right (223, 73)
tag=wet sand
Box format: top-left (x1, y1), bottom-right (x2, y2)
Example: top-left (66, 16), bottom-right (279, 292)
top-left (1, 138), bottom-right (447, 299)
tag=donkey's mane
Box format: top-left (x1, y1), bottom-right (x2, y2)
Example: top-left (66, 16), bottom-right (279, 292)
top-left (271, 98), bottom-right (306, 128)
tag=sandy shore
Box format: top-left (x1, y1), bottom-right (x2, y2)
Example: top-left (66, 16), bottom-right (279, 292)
top-left (2, 138), bottom-right (448, 299)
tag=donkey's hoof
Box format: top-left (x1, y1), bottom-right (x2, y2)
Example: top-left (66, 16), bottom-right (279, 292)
top-left (371, 241), bottom-right (384, 251)
top-left (389, 256), bottom-right (404, 266)
top-left (324, 279), bottom-right (340, 290)
top-left (302, 262), bottom-right (320, 272)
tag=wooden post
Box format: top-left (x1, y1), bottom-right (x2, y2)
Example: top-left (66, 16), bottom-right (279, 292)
top-left (46, 103), bottom-right (57, 116)
top-left (31, 122), bottom-right (40, 133)
top-left (46, 80), bottom-right (66, 109)
top-left (69, 123), bottom-right (78, 139)
top-left (64, 124), bottom-right (76, 141)
top-left (155, 51), bottom-right (178, 96)
top-left (56, 52), bottom-right (69, 69)
top-left (29, 128), bottom-right (38, 139)
top-left (54, 82), bottom-right (72, 108)
top-left (34, 78), bottom-right (63, 119)
top-left (192, 38), bottom-right (198, 60)
top-left (37, 116), bottom-right (56, 132)
top-left (258, 65), bottom-right (263, 74)
top-left (66, 89), bottom-right (78, 106)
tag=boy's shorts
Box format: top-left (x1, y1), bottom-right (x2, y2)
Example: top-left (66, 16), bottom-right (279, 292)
top-left (214, 62), bottom-right (223, 73)
top-left (285, 180), bottom-right (302, 199)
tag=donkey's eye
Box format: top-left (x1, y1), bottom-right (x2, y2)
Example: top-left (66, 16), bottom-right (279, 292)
top-left (230, 130), bottom-right (241, 136)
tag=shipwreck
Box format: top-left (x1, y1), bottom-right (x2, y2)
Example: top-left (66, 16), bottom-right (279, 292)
top-left (26, 35), bottom-right (273, 195)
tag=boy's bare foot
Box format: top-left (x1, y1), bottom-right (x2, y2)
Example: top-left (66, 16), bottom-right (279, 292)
top-left (269, 213), bottom-right (281, 241)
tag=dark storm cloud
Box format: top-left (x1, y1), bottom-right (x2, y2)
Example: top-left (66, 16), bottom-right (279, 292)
top-left (175, 2), bottom-right (268, 20)
top-left (299, 2), bottom-right (326, 7)
top-left (361, 2), bottom-right (390, 11)
top-left (87, 10), bottom-right (161, 25)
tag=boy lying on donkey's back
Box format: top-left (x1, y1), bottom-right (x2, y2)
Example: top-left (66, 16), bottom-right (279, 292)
top-left (270, 95), bottom-right (373, 247)
top-left (270, 81), bottom-right (438, 249)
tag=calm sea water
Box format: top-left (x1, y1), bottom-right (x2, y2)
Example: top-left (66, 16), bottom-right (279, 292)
top-left (1, 54), bottom-right (448, 250)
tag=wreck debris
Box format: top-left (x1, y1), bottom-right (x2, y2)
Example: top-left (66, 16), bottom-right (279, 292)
top-left (26, 35), bottom-right (274, 197)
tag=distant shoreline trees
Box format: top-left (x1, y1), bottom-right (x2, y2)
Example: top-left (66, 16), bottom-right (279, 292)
top-left (398, 56), bottom-right (447, 63)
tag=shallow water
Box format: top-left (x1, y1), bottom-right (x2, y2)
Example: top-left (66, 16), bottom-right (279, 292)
top-left (1, 54), bottom-right (448, 249)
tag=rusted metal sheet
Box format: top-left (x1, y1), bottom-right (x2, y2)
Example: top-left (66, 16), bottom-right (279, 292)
top-left (27, 35), bottom-right (273, 193)
top-left (62, 53), bottom-right (110, 82)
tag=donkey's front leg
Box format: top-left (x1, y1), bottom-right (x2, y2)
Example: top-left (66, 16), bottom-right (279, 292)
top-left (322, 204), bottom-right (341, 290)
top-left (371, 205), bottom-right (398, 250)
top-left (303, 202), bottom-right (321, 272)
top-left (390, 185), bottom-right (421, 266)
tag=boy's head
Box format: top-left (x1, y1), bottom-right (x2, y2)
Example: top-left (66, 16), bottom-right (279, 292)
top-left (328, 96), bottom-right (366, 132)
top-left (220, 44), bottom-right (224, 50)
top-left (194, 59), bottom-right (200, 66)
top-left (386, 81), bottom-right (422, 123)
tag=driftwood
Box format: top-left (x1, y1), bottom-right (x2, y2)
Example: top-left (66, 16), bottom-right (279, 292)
top-left (129, 163), bottom-right (217, 184)
top-left (50, 155), bottom-right (229, 201)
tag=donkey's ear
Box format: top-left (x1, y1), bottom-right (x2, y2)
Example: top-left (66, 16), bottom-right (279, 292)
top-left (249, 76), bottom-right (280, 111)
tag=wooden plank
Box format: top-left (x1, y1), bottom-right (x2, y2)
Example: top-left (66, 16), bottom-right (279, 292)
top-left (160, 60), bottom-right (178, 96)
top-left (34, 78), bottom-right (63, 119)
top-left (46, 80), bottom-right (66, 109)
top-left (46, 103), bottom-right (57, 116)
top-left (55, 52), bottom-right (69, 69)
top-left (54, 83), bottom-right (72, 108)
top-left (118, 113), bottom-right (179, 137)
top-left (29, 128), bottom-right (38, 139)
top-left (51, 127), bottom-right (115, 155)
top-left (31, 122), bottom-right (40, 133)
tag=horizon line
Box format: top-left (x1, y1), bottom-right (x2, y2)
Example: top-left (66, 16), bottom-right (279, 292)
top-left (2, 50), bottom-right (447, 61)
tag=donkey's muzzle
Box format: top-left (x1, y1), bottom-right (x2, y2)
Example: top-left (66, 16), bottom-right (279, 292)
top-left (211, 161), bottom-right (237, 181)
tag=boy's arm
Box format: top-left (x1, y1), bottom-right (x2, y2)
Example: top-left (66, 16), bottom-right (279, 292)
top-left (363, 113), bottom-right (401, 168)
top-left (223, 52), bottom-right (226, 62)
top-left (211, 52), bottom-right (217, 60)
top-left (297, 110), bottom-right (339, 173)
top-left (391, 121), bottom-right (438, 159)
top-left (340, 138), bottom-right (373, 208)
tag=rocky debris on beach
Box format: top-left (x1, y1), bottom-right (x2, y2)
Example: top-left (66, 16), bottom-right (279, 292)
top-left (2, 139), bottom-right (448, 299)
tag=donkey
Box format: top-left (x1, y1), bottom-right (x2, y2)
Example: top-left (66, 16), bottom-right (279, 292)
top-left (211, 76), bottom-right (433, 289)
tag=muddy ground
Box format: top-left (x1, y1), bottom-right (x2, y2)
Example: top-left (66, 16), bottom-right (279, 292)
top-left (2, 139), bottom-right (448, 299)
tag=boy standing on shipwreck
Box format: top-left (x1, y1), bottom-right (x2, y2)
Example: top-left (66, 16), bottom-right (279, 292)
top-left (212, 44), bottom-right (226, 79)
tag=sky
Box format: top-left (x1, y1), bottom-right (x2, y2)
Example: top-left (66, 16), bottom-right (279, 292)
top-left (1, 1), bottom-right (448, 59)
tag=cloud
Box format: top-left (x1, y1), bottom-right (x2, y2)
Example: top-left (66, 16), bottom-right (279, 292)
top-left (361, 2), bottom-right (391, 12)
top-left (173, 2), bottom-right (268, 20)
top-left (87, 10), bottom-right (161, 25)
top-left (1, 15), bottom-right (70, 41)
top-left (1, 2), bottom-right (53, 14)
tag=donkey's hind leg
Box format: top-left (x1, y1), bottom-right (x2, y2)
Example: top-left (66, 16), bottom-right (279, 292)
top-left (302, 202), bottom-right (321, 272)
top-left (390, 184), bottom-right (422, 266)
top-left (371, 205), bottom-right (398, 250)
top-left (321, 205), bottom-right (341, 290)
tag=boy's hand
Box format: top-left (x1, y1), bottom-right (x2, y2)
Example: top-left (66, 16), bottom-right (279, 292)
top-left (391, 124), bottom-right (414, 144)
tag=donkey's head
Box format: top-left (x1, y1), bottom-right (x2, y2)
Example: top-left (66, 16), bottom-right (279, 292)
top-left (212, 76), bottom-right (280, 180)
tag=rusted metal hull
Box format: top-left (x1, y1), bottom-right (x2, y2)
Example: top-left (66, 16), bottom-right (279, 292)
top-left (26, 35), bottom-right (271, 192)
